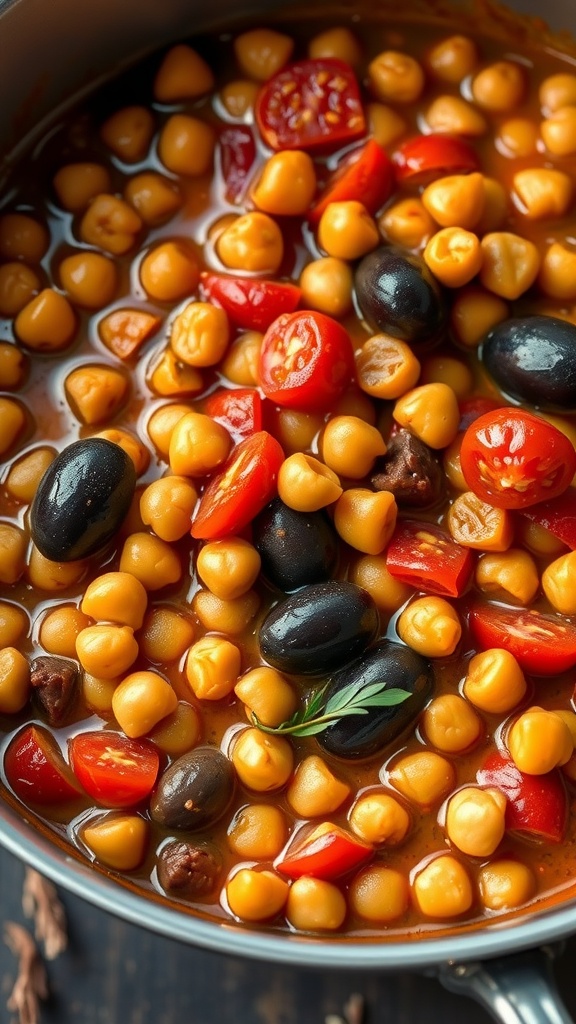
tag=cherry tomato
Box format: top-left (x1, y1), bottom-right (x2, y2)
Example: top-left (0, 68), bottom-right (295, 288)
top-left (308, 139), bottom-right (394, 224)
top-left (519, 490), bottom-right (576, 551)
top-left (386, 520), bottom-right (474, 598)
top-left (460, 408), bottom-right (576, 510)
top-left (393, 134), bottom-right (480, 184)
top-left (276, 823), bottom-right (372, 880)
top-left (69, 731), bottom-right (160, 808)
top-left (258, 310), bottom-right (355, 411)
top-left (4, 725), bottom-right (82, 805)
top-left (477, 751), bottom-right (567, 842)
top-left (219, 125), bottom-right (257, 204)
top-left (200, 273), bottom-right (301, 332)
top-left (458, 396), bottom-right (504, 432)
top-left (191, 430), bottom-right (284, 540)
top-left (256, 59), bottom-right (366, 151)
top-left (204, 388), bottom-right (263, 441)
top-left (469, 602), bottom-right (576, 676)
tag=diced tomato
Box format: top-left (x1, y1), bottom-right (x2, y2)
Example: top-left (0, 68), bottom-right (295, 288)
top-left (276, 823), bottom-right (372, 880)
top-left (518, 490), bottom-right (576, 550)
top-left (256, 59), bottom-right (366, 151)
top-left (69, 731), bottom-right (160, 808)
top-left (477, 751), bottom-right (567, 842)
top-left (200, 273), bottom-right (301, 332)
top-left (191, 430), bottom-right (284, 540)
top-left (308, 139), bottom-right (394, 224)
top-left (458, 396), bottom-right (504, 432)
top-left (4, 725), bottom-right (83, 805)
top-left (386, 520), bottom-right (474, 598)
top-left (220, 125), bottom-right (257, 204)
top-left (258, 310), bottom-right (355, 411)
top-left (468, 602), bottom-right (576, 676)
top-left (204, 387), bottom-right (263, 440)
top-left (460, 408), bottom-right (576, 510)
top-left (393, 134), bottom-right (480, 184)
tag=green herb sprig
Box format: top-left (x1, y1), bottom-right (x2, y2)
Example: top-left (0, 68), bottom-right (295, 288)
top-left (251, 680), bottom-right (412, 738)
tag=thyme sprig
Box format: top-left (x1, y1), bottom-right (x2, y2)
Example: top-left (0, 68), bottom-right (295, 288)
top-left (251, 679), bottom-right (412, 738)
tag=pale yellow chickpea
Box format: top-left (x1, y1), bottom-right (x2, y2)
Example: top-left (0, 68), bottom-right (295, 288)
top-left (541, 106), bottom-right (576, 156)
top-left (497, 118), bottom-right (540, 158)
top-left (542, 550), bottom-right (576, 614)
top-left (287, 755), bottom-right (350, 818)
top-left (425, 96), bottom-right (487, 136)
top-left (65, 365), bottom-right (128, 425)
top-left (426, 35), bottom-right (478, 83)
top-left (368, 50), bottom-right (424, 103)
top-left (100, 105), bottom-right (154, 162)
top-left (153, 43), bottom-right (215, 102)
top-left (450, 286), bottom-right (509, 348)
top-left (112, 670), bottom-right (178, 738)
top-left (139, 477), bottom-right (197, 542)
top-left (140, 242), bottom-right (199, 302)
top-left (388, 750), bottom-right (455, 807)
top-left (148, 702), bottom-right (202, 757)
top-left (366, 104), bottom-right (407, 147)
top-left (168, 411), bottom-right (231, 476)
top-left (349, 790), bottom-right (410, 845)
top-left (231, 728), bottom-right (293, 792)
top-left (228, 804), bottom-right (288, 860)
top-left (478, 859), bottom-right (536, 911)
top-left (508, 706), bottom-right (573, 774)
top-left (349, 555), bottom-right (412, 615)
top-left (356, 334), bottom-right (421, 400)
top-left (277, 452), bottom-right (342, 512)
top-left (192, 589), bottom-right (260, 635)
top-left (513, 168), bottom-right (573, 221)
top-left (139, 606), bottom-right (195, 664)
top-left (413, 855), bottom-right (473, 918)
top-left (419, 356), bottom-right (473, 399)
top-left (234, 28), bottom-right (294, 81)
top-left (185, 636), bottom-right (241, 701)
top-left (321, 416), bottom-right (386, 479)
top-left (221, 330), bottom-right (261, 386)
top-left (27, 548), bottom-right (86, 592)
top-left (285, 876), bottom-right (347, 932)
top-left (334, 488), bottom-right (397, 555)
top-left (480, 232), bottom-right (540, 300)
top-left (216, 212), bottom-right (283, 273)
top-left (83, 815), bottom-right (148, 871)
top-left (475, 549), bottom-right (539, 605)
top-left (0, 523), bottom-right (26, 584)
top-left (15, 289), bottom-right (76, 352)
top-left (196, 538), bottom-right (261, 600)
top-left (424, 227), bottom-right (483, 288)
top-left (397, 596), bottom-right (462, 658)
top-left (252, 151), bottom-right (316, 216)
top-left (146, 403), bottom-right (191, 458)
top-left (219, 80), bottom-right (259, 119)
top-left (472, 61), bottom-right (525, 111)
top-left (124, 172), bottom-right (182, 226)
top-left (308, 26), bottom-right (361, 65)
top-left (445, 786), bottom-right (507, 857)
top-left (299, 257), bottom-right (353, 318)
top-left (39, 605), bottom-right (92, 659)
top-left (148, 347), bottom-right (204, 398)
top-left (119, 532), bottom-right (182, 590)
top-left (539, 242), bottom-right (576, 301)
top-left (422, 173), bottom-right (485, 231)
top-left (318, 201), bottom-right (379, 261)
top-left (0, 213), bottom-right (49, 263)
top-left (158, 114), bottom-right (216, 176)
top-left (234, 666), bottom-right (297, 729)
top-left (422, 694), bottom-right (481, 754)
top-left (80, 571), bottom-right (148, 630)
top-left (80, 194), bottom-right (142, 255)
top-left (53, 162), bottom-right (112, 212)
top-left (0, 647), bottom-right (30, 714)
top-left (379, 197), bottom-right (435, 251)
top-left (0, 263), bottom-right (40, 318)
top-left (463, 648), bottom-right (527, 715)
top-left (393, 382), bottom-right (460, 449)
top-left (349, 866), bottom-right (409, 923)
top-left (0, 603), bottom-right (28, 648)
top-left (76, 624), bottom-right (138, 679)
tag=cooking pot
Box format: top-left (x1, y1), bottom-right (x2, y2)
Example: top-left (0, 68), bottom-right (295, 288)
top-left (1, 1), bottom-right (576, 1020)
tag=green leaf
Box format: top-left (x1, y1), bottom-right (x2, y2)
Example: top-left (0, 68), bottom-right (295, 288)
top-left (250, 679), bottom-right (412, 738)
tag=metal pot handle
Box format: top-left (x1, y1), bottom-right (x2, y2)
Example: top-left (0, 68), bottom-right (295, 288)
top-left (438, 946), bottom-right (574, 1024)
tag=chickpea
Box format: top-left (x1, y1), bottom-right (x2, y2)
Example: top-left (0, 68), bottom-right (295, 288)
top-left (80, 572), bottom-right (148, 630)
top-left (448, 492), bottom-right (513, 553)
top-left (82, 673), bottom-right (117, 714)
top-left (513, 169), bottom-right (573, 221)
top-left (0, 603), bottom-right (28, 648)
top-left (479, 859), bottom-right (535, 911)
top-left (228, 804), bottom-right (288, 860)
top-left (140, 242), bottom-right (199, 302)
top-left (99, 308), bottom-right (161, 362)
top-left (321, 416), bottom-right (386, 479)
top-left (100, 105), bottom-right (154, 163)
top-left (299, 257), bottom-right (353, 318)
top-left (463, 648), bottom-right (527, 715)
top-left (542, 550), bottom-right (576, 614)
top-left (231, 728), bottom-right (293, 792)
top-left (27, 547), bottom-right (86, 592)
top-left (158, 114), bottom-right (216, 176)
top-left (331, 389), bottom-right (377, 424)
top-left (217, 212), bottom-right (284, 273)
top-left (349, 866), bottom-right (409, 923)
top-left (540, 73), bottom-right (576, 114)
top-left (413, 855), bottom-right (473, 918)
top-left (356, 334), bottom-right (421, 400)
top-left (424, 227), bottom-right (482, 288)
top-left (287, 756), bottom-right (350, 818)
top-left (388, 750), bottom-right (455, 807)
top-left (278, 452), bottom-right (342, 511)
top-left (76, 624), bottom-right (138, 679)
top-left (65, 365), bottom-right (128, 425)
top-left (308, 26), bottom-right (361, 65)
top-left (508, 706), bottom-right (573, 774)
top-left (445, 786), bottom-right (506, 858)
top-left (497, 118), bottom-right (540, 158)
top-left (393, 382), bottom-right (460, 449)
top-left (39, 605), bottom-right (92, 658)
top-left (286, 876), bottom-right (347, 932)
top-left (366, 104), bottom-right (407, 147)
top-left (185, 636), bottom-right (241, 701)
top-left (349, 555), bottom-right (412, 615)
top-left (219, 80), bottom-right (259, 119)
top-left (0, 647), bottom-right (30, 714)
top-left (252, 151), bottom-right (316, 216)
top-left (95, 428), bottom-right (150, 477)
top-left (422, 694), bottom-right (481, 754)
top-left (80, 194), bottom-right (142, 255)
top-left (124, 172), bottom-right (181, 226)
top-left (168, 411), bottom-right (231, 476)
top-left (139, 606), bottom-right (195, 663)
top-left (0, 263), bottom-right (40, 318)
top-left (235, 666), bottom-right (297, 728)
top-left (442, 434), bottom-right (467, 492)
top-left (0, 213), bottom-right (49, 263)
top-left (112, 670), bottom-right (178, 738)
top-left (476, 177), bottom-right (508, 234)
top-left (193, 589), bottom-right (260, 635)
top-left (153, 43), bottom-right (215, 101)
top-left (170, 302), bottom-right (231, 367)
top-left (221, 330), bottom-right (261, 386)
top-left (397, 596), bottom-right (461, 658)
top-left (15, 288), bottom-right (76, 352)
top-left (119, 532), bottom-right (182, 590)
top-left (82, 815), bottom-right (148, 871)
top-left (317, 201), bottom-right (379, 261)
top-left (273, 408), bottom-right (323, 456)
top-left (450, 286), bottom-right (509, 348)
top-left (146, 403), bottom-right (191, 458)
top-left (517, 518), bottom-right (567, 558)
top-left (419, 356), bottom-right (473, 399)
top-left (139, 477), bottom-right (197, 542)
top-left (234, 28), bottom-right (294, 81)
top-left (368, 50), bottom-right (424, 104)
top-left (539, 242), bottom-right (576, 301)
top-left (196, 537), bottom-right (261, 600)
top-left (427, 35), bottom-right (478, 83)
top-left (349, 790), bottom-right (410, 845)
top-left (425, 95), bottom-right (487, 136)
top-left (148, 346), bottom-right (204, 398)
top-left (148, 701), bottom-right (202, 757)
top-left (0, 522), bottom-right (25, 586)
top-left (59, 251), bottom-right (117, 309)
top-left (334, 488), bottom-right (397, 555)
top-left (422, 173), bottom-right (485, 231)
top-left (480, 232), bottom-right (540, 300)
top-left (53, 163), bottom-right (111, 212)
top-left (472, 61), bottom-right (525, 111)
top-left (227, 868), bottom-right (289, 922)
top-left (379, 197), bottom-right (434, 251)
top-left (475, 548), bottom-right (539, 604)
top-left (541, 106), bottom-right (576, 156)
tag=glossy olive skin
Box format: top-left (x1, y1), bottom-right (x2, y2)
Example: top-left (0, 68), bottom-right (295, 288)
top-left (318, 641), bottom-right (433, 760)
top-left (355, 245), bottom-right (447, 344)
top-left (252, 498), bottom-right (338, 592)
top-left (258, 581), bottom-right (379, 676)
top-left (30, 438), bottom-right (136, 562)
top-left (150, 748), bottom-right (235, 831)
top-left (481, 315), bottom-right (576, 412)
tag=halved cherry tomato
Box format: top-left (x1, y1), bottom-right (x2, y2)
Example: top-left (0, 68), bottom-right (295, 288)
top-left (308, 139), bottom-right (394, 224)
top-left (204, 387), bottom-right (263, 441)
top-left (519, 490), bottom-right (576, 551)
top-left (386, 520), bottom-right (474, 598)
top-left (258, 310), bottom-right (355, 411)
top-left (256, 59), bottom-right (366, 151)
top-left (477, 751), bottom-right (567, 842)
top-left (458, 396), bottom-right (504, 432)
top-left (276, 823), bottom-right (372, 880)
top-left (200, 273), bottom-right (301, 332)
top-left (468, 602), bottom-right (576, 676)
top-left (460, 408), bottom-right (576, 510)
top-left (191, 430), bottom-right (284, 540)
top-left (393, 134), bottom-right (480, 184)
top-left (220, 125), bottom-right (257, 204)
top-left (4, 725), bottom-right (83, 805)
top-left (69, 731), bottom-right (160, 808)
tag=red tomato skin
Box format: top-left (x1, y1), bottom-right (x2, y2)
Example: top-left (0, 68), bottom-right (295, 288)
top-left (4, 725), bottom-right (82, 805)
top-left (308, 139), bottom-right (394, 224)
top-left (258, 310), bottom-right (355, 411)
top-left (276, 827), bottom-right (372, 880)
top-left (477, 751), bottom-right (567, 842)
top-left (191, 431), bottom-right (285, 540)
top-left (468, 603), bottom-right (576, 676)
top-left (519, 490), bottom-right (576, 550)
top-left (393, 135), bottom-right (480, 183)
top-left (200, 273), bottom-right (301, 332)
top-left (460, 408), bottom-right (576, 510)
top-left (69, 732), bottom-right (160, 809)
top-left (204, 388), bottom-right (263, 441)
top-left (219, 125), bottom-right (257, 204)
top-left (386, 520), bottom-right (474, 598)
top-left (458, 396), bottom-right (504, 432)
top-left (256, 59), bottom-right (366, 152)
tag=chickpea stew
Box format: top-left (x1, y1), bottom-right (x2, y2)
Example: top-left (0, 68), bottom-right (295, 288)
top-left (2, 9), bottom-right (576, 941)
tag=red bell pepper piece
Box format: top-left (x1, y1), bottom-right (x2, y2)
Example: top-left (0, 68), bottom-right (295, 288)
top-left (385, 520), bottom-right (474, 598)
top-left (4, 725), bottom-right (83, 805)
top-left (276, 823), bottom-right (372, 880)
top-left (393, 134), bottom-right (480, 184)
top-left (220, 125), bottom-right (256, 204)
top-left (200, 273), bottom-right (301, 332)
top-left (308, 139), bottom-right (394, 224)
top-left (477, 751), bottom-right (567, 842)
top-left (518, 490), bottom-right (576, 550)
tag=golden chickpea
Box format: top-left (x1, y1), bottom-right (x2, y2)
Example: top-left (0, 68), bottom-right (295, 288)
top-left (196, 537), bottom-right (261, 600)
top-left (27, 547), bottom-right (86, 592)
top-left (99, 308), bottom-right (161, 362)
top-left (368, 50), bottom-right (424, 103)
top-left (299, 257), bottom-right (353, 318)
top-left (427, 35), bottom-right (478, 83)
top-left (231, 728), bottom-right (293, 792)
top-left (95, 428), bottom-right (150, 477)
top-left (397, 596), bottom-right (461, 658)
top-left (15, 288), bottom-right (76, 352)
top-left (234, 666), bottom-right (297, 729)
top-left (286, 876), bottom-right (347, 932)
top-left (146, 403), bottom-right (191, 458)
top-left (227, 868), bottom-right (289, 922)
top-left (422, 694), bottom-right (481, 754)
top-left (0, 263), bottom-right (40, 318)
top-left (425, 96), bottom-right (487, 136)
top-left (472, 61), bottom-right (525, 111)
top-left (0, 603), bottom-right (28, 648)
top-left (366, 103), bottom-right (407, 147)
top-left (81, 572), bottom-right (148, 630)
top-left (0, 522), bottom-right (26, 584)
top-left (476, 177), bottom-right (508, 234)
top-left (278, 452), bottom-right (342, 512)
top-left (153, 43), bottom-right (215, 102)
top-left (349, 555), bottom-right (412, 615)
top-left (119, 532), bottom-right (182, 590)
top-left (413, 855), bottom-right (473, 918)
top-left (448, 492), bottom-right (513, 553)
top-left (139, 477), bottom-right (197, 542)
top-left (513, 169), bottom-right (573, 221)
top-left (445, 786), bottom-right (506, 858)
top-left (424, 227), bottom-right (482, 288)
top-left (542, 550), bottom-right (576, 614)
top-left (158, 114), bottom-right (216, 176)
top-left (148, 701), bottom-right (202, 757)
top-left (508, 706), bottom-right (573, 774)
top-left (82, 674), bottom-right (117, 714)
top-left (221, 330), bottom-right (261, 386)
top-left (309, 26), bottom-right (361, 65)
top-left (124, 172), bottom-right (182, 226)
top-left (450, 286), bottom-right (509, 348)
top-left (321, 416), bottom-right (386, 479)
top-left (252, 151), bottom-right (316, 216)
top-left (517, 518), bottom-right (567, 558)
top-left (228, 804), bottom-right (288, 860)
top-left (80, 194), bottom-right (142, 255)
top-left (53, 163), bottom-right (111, 212)
top-left (83, 815), bottom-right (148, 871)
top-left (185, 636), bottom-right (241, 701)
top-left (0, 213), bottom-right (49, 263)
top-left (234, 28), bottom-right (294, 81)
top-left (463, 648), bottom-right (527, 715)
top-left (65, 365), bottom-right (128, 425)
top-left (216, 212), bottom-right (283, 273)
top-left (170, 301), bottom-right (231, 367)
top-left (0, 648), bottom-right (30, 714)
top-left (39, 605), bottom-right (92, 658)
top-left (422, 173), bottom-right (485, 231)
top-left (389, 750), bottom-right (455, 807)
top-left (379, 198), bottom-right (434, 251)
top-left (287, 756), bottom-right (350, 818)
top-left (192, 589), bottom-right (260, 635)
top-left (219, 80), bottom-right (259, 119)
top-left (334, 488), bottom-right (397, 555)
top-left (539, 242), bottom-right (576, 301)
top-left (442, 434), bottom-right (467, 492)
top-left (475, 549), bottom-right (539, 605)
top-left (480, 232), bottom-right (540, 300)
top-left (356, 334), bottom-right (421, 400)
top-left (393, 382), bottom-right (460, 449)
top-left (540, 73), bottom-right (576, 113)
top-left (318, 201), bottom-right (379, 261)
top-left (479, 859), bottom-right (536, 911)
top-left (100, 105), bottom-right (154, 162)
top-left (541, 106), bottom-right (576, 156)
top-left (148, 346), bottom-right (204, 398)
top-left (169, 411), bottom-right (231, 476)
top-left (139, 606), bottom-right (195, 663)
top-left (59, 251), bottom-right (117, 309)
top-left (419, 356), bottom-right (473, 399)
top-left (112, 670), bottom-right (178, 738)
top-left (76, 624), bottom-right (138, 679)
top-left (497, 118), bottom-right (540, 158)
top-left (331, 389), bottom-right (377, 424)
top-left (140, 242), bottom-right (199, 303)
top-left (349, 790), bottom-right (410, 845)
top-left (349, 866), bottom-right (409, 923)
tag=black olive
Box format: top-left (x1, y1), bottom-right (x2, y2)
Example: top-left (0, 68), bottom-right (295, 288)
top-left (480, 315), bottom-right (576, 412)
top-left (150, 747), bottom-right (235, 831)
top-left (157, 840), bottom-right (221, 898)
top-left (355, 245), bottom-right (447, 344)
top-left (252, 498), bottom-right (338, 592)
top-left (258, 581), bottom-right (379, 676)
top-left (30, 438), bottom-right (136, 562)
top-left (318, 641), bottom-right (433, 760)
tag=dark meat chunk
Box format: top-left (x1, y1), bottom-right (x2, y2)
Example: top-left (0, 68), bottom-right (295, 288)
top-left (157, 841), bottom-right (220, 899)
top-left (371, 429), bottom-right (443, 507)
top-left (30, 657), bottom-right (78, 725)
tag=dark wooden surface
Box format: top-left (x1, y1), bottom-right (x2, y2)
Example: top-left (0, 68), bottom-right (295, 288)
top-left (1, 844), bottom-right (576, 1024)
